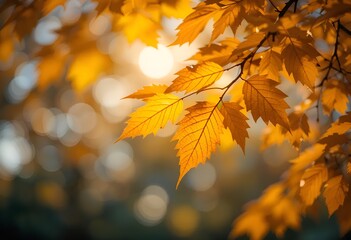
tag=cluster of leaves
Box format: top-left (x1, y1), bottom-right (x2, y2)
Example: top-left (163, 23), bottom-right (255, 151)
top-left (1, 0), bottom-right (351, 239)
top-left (119, 0), bottom-right (351, 239)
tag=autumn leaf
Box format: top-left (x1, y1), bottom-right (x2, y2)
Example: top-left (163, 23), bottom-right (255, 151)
top-left (172, 4), bottom-right (220, 45)
top-left (290, 144), bottom-right (325, 172)
top-left (67, 48), bottom-right (111, 91)
top-left (124, 85), bottom-right (168, 100)
top-left (232, 212), bottom-right (269, 240)
top-left (282, 43), bottom-right (319, 89)
top-left (220, 102), bottom-right (249, 152)
top-left (173, 102), bottom-right (224, 188)
top-left (323, 175), bottom-right (349, 216)
top-left (322, 80), bottom-right (349, 115)
top-left (243, 75), bottom-right (290, 130)
top-left (211, 4), bottom-right (244, 42)
top-left (118, 94), bottom-right (183, 140)
top-left (232, 32), bottom-right (266, 56)
top-left (166, 62), bottom-right (224, 93)
top-left (258, 49), bottom-right (282, 82)
top-left (300, 164), bottom-right (328, 206)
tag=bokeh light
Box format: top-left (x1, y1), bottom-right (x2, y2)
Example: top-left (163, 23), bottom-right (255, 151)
top-left (138, 44), bottom-right (174, 79)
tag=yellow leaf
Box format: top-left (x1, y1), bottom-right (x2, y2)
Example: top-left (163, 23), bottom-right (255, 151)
top-left (232, 212), bottom-right (269, 240)
top-left (300, 164), bottom-right (328, 206)
top-left (271, 196), bottom-right (301, 234)
top-left (290, 144), bottom-right (325, 172)
top-left (243, 75), bottom-right (290, 129)
top-left (124, 85), bottom-right (168, 99)
top-left (258, 49), bottom-right (282, 82)
top-left (116, 12), bottom-right (159, 47)
top-left (322, 80), bottom-right (349, 115)
top-left (232, 32), bottom-right (266, 56)
top-left (118, 94), bottom-right (183, 140)
top-left (320, 113), bottom-right (351, 139)
top-left (67, 48), bottom-right (110, 92)
top-left (282, 43), bottom-right (319, 89)
top-left (191, 38), bottom-right (239, 66)
top-left (173, 102), bottom-right (224, 188)
top-left (220, 102), bottom-right (249, 152)
top-left (166, 62), bottom-right (224, 93)
top-left (211, 5), bottom-right (243, 41)
top-left (172, 4), bottom-right (220, 46)
top-left (160, 0), bottom-right (193, 18)
top-left (323, 175), bottom-right (349, 216)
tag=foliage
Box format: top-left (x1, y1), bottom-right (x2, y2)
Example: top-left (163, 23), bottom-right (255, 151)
top-left (1, 0), bottom-right (351, 239)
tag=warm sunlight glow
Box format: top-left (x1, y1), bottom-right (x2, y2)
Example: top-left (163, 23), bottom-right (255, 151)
top-left (138, 44), bottom-right (174, 79)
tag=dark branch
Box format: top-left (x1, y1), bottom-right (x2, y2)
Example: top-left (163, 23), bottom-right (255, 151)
top-left (278, 0), bottom-right (298, 18)
top-left (340, 23), bottom-right (351, 36)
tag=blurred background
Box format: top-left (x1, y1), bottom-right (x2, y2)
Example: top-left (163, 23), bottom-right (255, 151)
top-left (0, 0), bottom-right (349, 239)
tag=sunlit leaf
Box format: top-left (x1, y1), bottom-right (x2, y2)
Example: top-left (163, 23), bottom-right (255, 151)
top-left (166, 62), bottom-right (224, 93)
top-left (243, 75), bottom-right (290, 129)
top-left (300, 164), bottom-right (328, 206)
top-left (323, 175), bottom-right (349, 216)
top-left (173, 102), bottom-right (224, 188)
top-left (124, 85), bottom-right (168, 99)
top-left (220, 102), bottom-right (249, 152)
top-left (118, 94), bottom-right (183, 140)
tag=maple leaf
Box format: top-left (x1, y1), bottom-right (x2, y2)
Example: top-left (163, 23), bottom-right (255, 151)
top-left (322, 80), bottom-right (349, 115)
top-left (124, 85), bottom-right (168, 100)
top-left (243, 75), bottom-right (290, 130)
top-left (323, 175), bottom-right (349, 216)
top-left (173, 102), bottom-right (224, 188)
top-left (219, 102), bottom-right (249, 152)
top-left (172, 4), bottom-right (220, 45)
top-left (282, 43), bottom-right (319, 89)
top-left (166, 62), bottom-right (224, 93)
top-left (118, 94), bottom-right (183, 140)
top-left (299, 164), bottom-right (328, 206)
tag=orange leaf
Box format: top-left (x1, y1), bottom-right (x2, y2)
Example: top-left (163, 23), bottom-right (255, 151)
top-left (290, 144), bottom-right (325, 172)
top-left (258, 49), bottom-right (282, 82)
top-left (124, 85), bottom-right (168, 100)
top-left (322, 80), bottom-right (349, 115)
top-left (220, 102), bottom-right (249, 152)
top-left (300, 164), bottom-right (328, 206)
top-left (173, 102), bottom-right (224, 188)
top-left (243, 75), bottom-right (290, 129)
top-left (323, 175), bottom-right (349, 216)
top-left (282, 43), bottom-right (318, 89)
top-left (211, 5), bottom-right (243, 41)
top-left (172, 4), bottom-right (220, 46)
top-left (166, 62), bottom-right (224, 93)
top-left (118, 94), bottom-right (183, 140)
